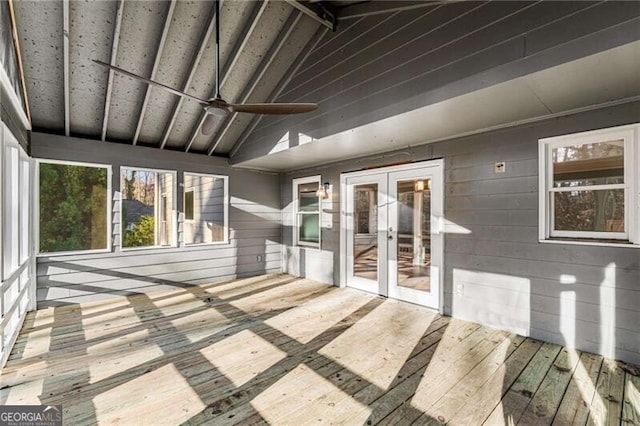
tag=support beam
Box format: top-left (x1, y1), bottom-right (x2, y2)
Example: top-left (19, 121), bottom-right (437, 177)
top-left (229, 25), bottom-right (328, 159)
top-left (206, 11), bottom-right (302, 156)
top-left (158, 2), bottom-right (218, 149)
top-left (62, 0), bottom-right (70, 136)
top-left (284, 0), bottom-right (334, 30)
top-left (132, 0), bottom-right (176, 145)
top-left (7, 0), bottom-right (31, 124)
top-left (184, 1), bottom-right (269, 152)
top-left (100, 0), bottom-right (125, 141)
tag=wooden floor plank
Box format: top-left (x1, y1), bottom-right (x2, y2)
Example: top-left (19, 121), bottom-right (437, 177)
top-left (518, 347), bottom-right (581, 425)
top-left (551, 351), bottom-right (603, 426)
top-left (588, 359), bottom-right (626, 425)
top-left (448, 337), bottom-right (543, 426)
top-left (622, 370), bottom-right (640, 425)
top-left (483, 342), bottom-right (561, 425)
top-left (420, 334), bottom-right (526, 425)
top-left (1, 274), bottom-right (638, 426)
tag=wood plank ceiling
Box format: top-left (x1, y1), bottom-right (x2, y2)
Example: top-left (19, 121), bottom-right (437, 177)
top-left (12, 0), bottom-right (326, 156)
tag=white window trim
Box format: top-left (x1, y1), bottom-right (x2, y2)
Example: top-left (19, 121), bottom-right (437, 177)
top-left (182, 172), bottom-right (229, 247)
top-left (538, 123), bottom-right (640, 248)
top-left (35, 158), bottom-right (113, 256)
top-left (120, 166), bottom-right (177, 251)
top-left (293, 175), bottom-right (321, 249)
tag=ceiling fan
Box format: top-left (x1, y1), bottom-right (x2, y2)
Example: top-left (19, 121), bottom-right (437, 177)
top-left (94, 0), bottom-right (318, 136)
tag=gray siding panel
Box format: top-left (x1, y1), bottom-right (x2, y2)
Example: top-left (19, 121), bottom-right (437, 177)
top-left (32, 133), bottom-right (282, 307)
top-left (280, 101), bottom-right (640, 365)
top-left (233, 1), bottom-right (640, 163)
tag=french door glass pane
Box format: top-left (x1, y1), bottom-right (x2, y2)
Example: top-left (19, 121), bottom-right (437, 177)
top-left (554, 189), bottom-right (624, 232)
top-left (354, 184), bottom-right (378, 280)
top-left (397, 179), bottom-right (431, 291)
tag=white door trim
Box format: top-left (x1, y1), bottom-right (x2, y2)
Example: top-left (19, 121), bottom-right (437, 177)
top-left (340, 159), bottom-right (445, 313)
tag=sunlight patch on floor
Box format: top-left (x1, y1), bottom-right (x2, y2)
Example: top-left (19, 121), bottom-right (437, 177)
top-left (18, 327), bottom-right (52, 360)
top-left (88, 343), bottom-right (163, 384)
top-left (567, 349), bottom-right (603, 422)
top-left (230, 279), bottom-right (328, 315)
top-left (87, 329), bottom-right (150, 354)
top-left (81, 307), bottom-right (139, 341)
top-left (319, 300), bottom-right (435, 390)
top-left (265, 289), bottom-right (374, 344)
top-left (626, 376), bottom-right (640, 418)
top-left (0, 378), bottom-right (43, 405)
top-left (251, 363), bottom-right (371, 424)
top-left (200, 330), bottom-right (287, 388)
top-left (93, 363), bottom-right (205, 424)
top-left (170, 308), bottom-right (228, 343)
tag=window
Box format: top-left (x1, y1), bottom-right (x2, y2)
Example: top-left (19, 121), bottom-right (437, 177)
top-left (184, 190), bottom-right (194, 221)
top-left (121, 167), bottom-right (175, 249)
top-left (38, 160), bottom-right (111, 254)
top-left (182, 173), bottom-right (228, 245)
top-left (293, 176), bottom-right (321, 247)
top-left (539, 124), bottom-right (639, 246)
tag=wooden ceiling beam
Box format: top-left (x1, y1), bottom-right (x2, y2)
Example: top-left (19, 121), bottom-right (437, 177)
top-left (132, 0), bottom-right (177, 146)
top-left (158, 1), bottom-right (218, 149)
top-left (100, 0), bottom-right (125, 141)
top-left (206, 11), bottom-right (303, 156)
top-left (62, 0), bottom-right (70, 136)
top-left (184, 1), bottom-right (269, 153)
top-left (229, 25), bottom-right (329, 159)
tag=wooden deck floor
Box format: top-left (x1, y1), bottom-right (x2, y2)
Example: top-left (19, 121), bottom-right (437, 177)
top-left (1, 274), bottom-right (638, 425)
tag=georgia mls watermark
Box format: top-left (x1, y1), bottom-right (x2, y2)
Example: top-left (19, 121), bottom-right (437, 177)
top-left (0, 405), bottom-right (62, 426)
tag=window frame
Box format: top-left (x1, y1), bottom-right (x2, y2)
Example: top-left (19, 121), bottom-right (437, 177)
top-left (182, 172), bottom-right (229, 247)
top-left (120, 166), bottom-right (177, 251)
top-left (35, 158), bottom-right (113, 257)
top-left (538, 123), bottom-right (639, 247)
top-left (292, 175), bottom-right (322, 249)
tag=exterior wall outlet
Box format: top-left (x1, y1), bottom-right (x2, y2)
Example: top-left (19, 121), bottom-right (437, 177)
top-left (494, 161), bottom-right (506, 173)
top-left (257, 255), bottom-right (263, 262)
top-left (456, 283), bottom-right (464, 296)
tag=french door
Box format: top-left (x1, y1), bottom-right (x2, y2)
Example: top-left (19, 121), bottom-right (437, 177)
top-left (341, 160), bottom-right (443, 310)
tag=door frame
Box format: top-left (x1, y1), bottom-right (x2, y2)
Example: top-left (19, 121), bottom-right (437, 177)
top-left (339, 159), bottom-right (445, 313)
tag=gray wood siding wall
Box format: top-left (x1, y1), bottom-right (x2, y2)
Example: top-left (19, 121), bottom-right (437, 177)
top-left (32, 133), bottom-right (281, 308)
top-left (281, 101), bottom-right (640, 366)
top-left (233, 1), bottom-right (640, 163)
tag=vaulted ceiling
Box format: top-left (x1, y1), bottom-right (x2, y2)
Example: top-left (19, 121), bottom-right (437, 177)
top-left (13, 0), bottom-right (336, 155)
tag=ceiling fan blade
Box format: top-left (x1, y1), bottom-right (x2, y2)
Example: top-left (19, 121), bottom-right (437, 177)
top-left (92, 60), bottom-right (208, 105)
top-left (202, 114), bottom-right (219, 136)
top-left (227, 103), bottom-right (318, 115)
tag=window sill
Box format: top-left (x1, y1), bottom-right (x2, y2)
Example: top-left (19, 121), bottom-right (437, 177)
top-left (184, 240), bottom-right (229, 247)
top-left (37, 248), bottom-right (112, 257)
top-left (296, 244), bottom-right (321, 250)
top-left (120, 245), bottom-right (177, 253)
top-left (539, 239), bottom-right (639, 249)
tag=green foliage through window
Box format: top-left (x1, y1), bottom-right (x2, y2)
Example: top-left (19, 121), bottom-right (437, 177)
top-left (39, 163), bottom-right (108, 253)
top-left (124, 215), bottom-right (155, 247)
